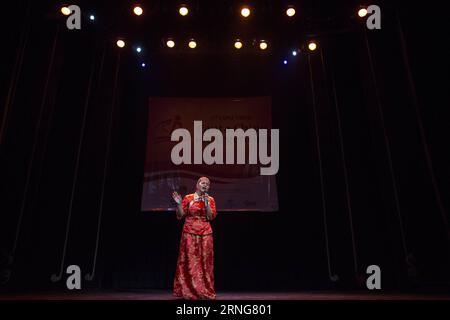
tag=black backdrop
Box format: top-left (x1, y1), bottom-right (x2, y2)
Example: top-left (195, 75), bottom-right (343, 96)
top-left (1, 0), bottom-right (449, 292)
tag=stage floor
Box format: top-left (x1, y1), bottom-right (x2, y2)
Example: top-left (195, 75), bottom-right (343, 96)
top-left (1, 291), bottom-right (450, 300)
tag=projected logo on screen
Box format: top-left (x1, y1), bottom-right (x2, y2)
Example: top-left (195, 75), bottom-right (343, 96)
top-left (170, 121), bottom-right (279, 175)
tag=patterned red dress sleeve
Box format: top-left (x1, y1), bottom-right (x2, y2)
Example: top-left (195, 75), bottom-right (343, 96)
top-left (176, 195), bottom-right (191, 220)
top-left (208, 196), bottom-right (217, 220)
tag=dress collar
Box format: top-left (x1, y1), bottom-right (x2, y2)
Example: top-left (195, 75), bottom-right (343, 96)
top-left (194, 192), bottom-right (207, 201)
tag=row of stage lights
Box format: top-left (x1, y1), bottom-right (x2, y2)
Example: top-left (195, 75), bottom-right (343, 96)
top-left (60, 4), bottom-right (370, 68)
top-left (114, 38), bottom-right (318, 69)
top-left (61, 3), bottom-right (371, 20)
top-left (61, 4), bottom-right (298, 18)
top-left (116, 38), bottom-right (317, 52)
top-left (130, 5), bottom-right (368, 19)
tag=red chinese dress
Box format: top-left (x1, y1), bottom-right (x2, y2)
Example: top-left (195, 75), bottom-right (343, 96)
top-left (173, 193), bottom-right (217, 300)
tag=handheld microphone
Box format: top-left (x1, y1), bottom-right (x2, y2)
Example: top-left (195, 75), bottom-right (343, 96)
top-left (203, 193), bottom-right (209, 206)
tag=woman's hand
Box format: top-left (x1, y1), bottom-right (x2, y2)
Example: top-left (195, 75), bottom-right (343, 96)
top-left (202, 194), bottom-right (209, 208)
top-left (172, 191), bottom-right (182, 205)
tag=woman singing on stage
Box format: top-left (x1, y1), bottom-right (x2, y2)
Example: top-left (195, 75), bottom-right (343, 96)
top-left (171, 177), bottom-right (217, 300)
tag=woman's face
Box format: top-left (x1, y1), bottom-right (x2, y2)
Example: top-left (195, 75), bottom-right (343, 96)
top-left (196, 178), bottom-right (210, 194)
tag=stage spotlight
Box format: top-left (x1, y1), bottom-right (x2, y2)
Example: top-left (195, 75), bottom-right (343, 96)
top-left (259, 41), bottom-right (268, 50)
top-left (241, 7), bottom-right (251, 18)
top-left (133, 6), bottom-right (143, 16)
top-left (188, 40), bottom-right (197, 49)
top-left (308, 41), bottom-right (317, 51)
top-left (116, 40), bottom-right (126, 48)
top-left (61, 6), bottom-right (71, 16)
top-left (166, 39), bottom-right (175, 48)
top-left (234, 40), bottom-right (243, 49)
top-left (358, 8), bottom-right (368, 17)
top-left (286, 7), bottom-right (296, 17)
top-left (136, 47), bottom-right (142, 53)
top-left (89, 15), bottom-right (95, 21)
top-left (179, 6), bottom-right (189, 16)
top-left (292, 50), bottom-right (297, 56)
